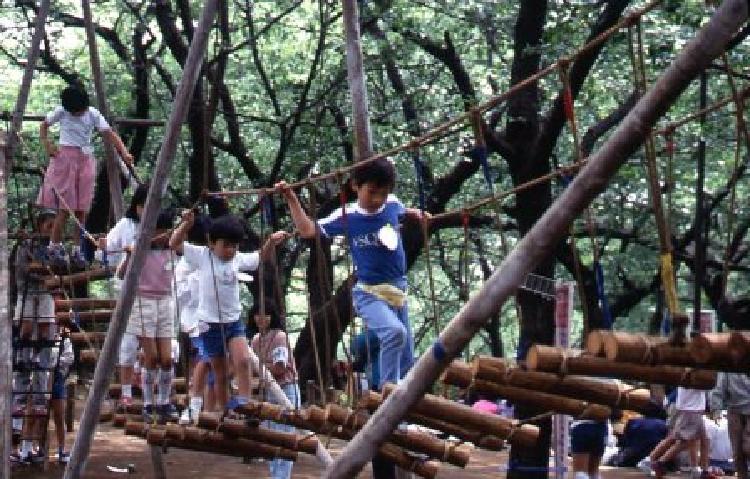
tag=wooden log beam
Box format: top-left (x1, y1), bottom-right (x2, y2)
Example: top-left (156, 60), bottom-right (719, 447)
top-left (0, 112), bottom-right (165, 127)
top-left (728, 331), bottom-right (750, 363)
top-left (359, 386), bottom-right (538, 448)
top-left (601, 332), bottom-right (695, 366)
top-left (325, 2), bottom-right (750, 476)
top-left (304, 406), bottom-right (440, 479)
top-left (526, 345), bottom-right (717, 389)
top-left (197, 413), bottom-right (319, 455)
top-left (689, 333), bottom-right (735, 365)
top-left (445, 359), bottom-right (653, 414)
top-left (323, 402), bottom-right (472, 468)
top-left (56, 310), bottom-right (112, 323)
top-left (81, 0), bottom-right (124, 218)
top-left (63, 2), bottom-right (219, 476)
top-left (42, 267), bottom-right (113, 289)
top-left (56, 299), bottom-right (117, 311)
top-left (108, 378), bottom-right (187, 398)
top-left (5, 0), bottom-right (51, 172)
top-left (69, 331), bottom-right (107, 345)
top-left (0, 134), bottom-right (11, 479)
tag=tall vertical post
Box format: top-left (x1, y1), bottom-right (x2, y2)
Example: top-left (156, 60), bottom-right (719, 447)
top-left (693, 72), bottom-right (707, 334)
top-left (323, 1), bottom-right (748, 476)
top-left (0, 133), bottom-right (11, 479)
top-left (81, 0), bottom-right (124, 219)
top-left (553, 282), bottom-right (574, 479)
top-left (63, 1), bottom-right (220, 477)
top-left (342, 0), bottom-right (373, 161)
top-left (5, 0), bottom-right (51, 172)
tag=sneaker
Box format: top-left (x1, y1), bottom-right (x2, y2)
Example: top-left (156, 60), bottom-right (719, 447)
top-left (10, 451), bottom-right (31, 465)
top-left (638, 457), bottom-right (654, 476)
top-left (178, 408), bottom-right (191, 425)
top-left (142, 404), bottom-right (155, 424)
top-left (31, 448), bottom-right (47, 464)
top-left (57, 451), bottom-right (70, 464)
top-left (156, 404), bottom-right (180, 425)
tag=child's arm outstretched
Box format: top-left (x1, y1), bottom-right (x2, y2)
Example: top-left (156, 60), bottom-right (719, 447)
top-left (275, 181), bottom-right (317, 238)
top-left (101, 129), bottom-right (134, 165)
top-left (169, 209), bottom-right (195, 255)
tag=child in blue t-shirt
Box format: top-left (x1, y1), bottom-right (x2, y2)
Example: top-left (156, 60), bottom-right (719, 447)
top-left (277, 158), bottom-right (428, 389)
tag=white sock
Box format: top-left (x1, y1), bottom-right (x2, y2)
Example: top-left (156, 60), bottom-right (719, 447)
top-left (157, 369), bottom-right (172, 406)
top-left (142, 369), bottom-right (157, 406)
top-left (21, 440), bottom-right (33, 455)
top-left (574, 472), bottom-right (590, 479)
top-left (121, 384), bottom-right (132, 399)
top-left (190, 396), bottom-right (203, 419)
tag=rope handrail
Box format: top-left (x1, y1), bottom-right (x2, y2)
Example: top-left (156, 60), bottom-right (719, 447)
top-left (654, 84), bottom-right (750, 135)
top-left (207, 0), bottom-right (662, 199)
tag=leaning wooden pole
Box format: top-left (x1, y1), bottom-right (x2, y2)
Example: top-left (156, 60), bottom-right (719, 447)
top-left (0, 134), bottom-right (11, 479)
top-left (323, 2), bottom-right (750, 476)
top-left (81, 0), bottom-right (124, 218)
top-left (342, 0), bottom-right (373, 161)
top-left (5, 0), bottom-right (51, 173)
top-left (63, 1), bottom-right (219, 477)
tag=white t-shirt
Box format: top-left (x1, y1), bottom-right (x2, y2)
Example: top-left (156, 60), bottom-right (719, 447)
top-left (181, 242), bottom-right (259, 324)
top-left (704, 417), bottom-right (733, 461)
top-left (676, 387), bottom-right (707, 412)
top-left (45, 106), bottom-right (111, 152)
top-left (105, 217), bottom-right (139, 271)
top-left (174, 257), bottom-right (200, 336)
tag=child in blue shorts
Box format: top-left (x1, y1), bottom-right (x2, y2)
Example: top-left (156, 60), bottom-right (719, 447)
top-left (170, 211), bottom-right (289, 411)
top-left (277, 158), bottom-right (428, 389)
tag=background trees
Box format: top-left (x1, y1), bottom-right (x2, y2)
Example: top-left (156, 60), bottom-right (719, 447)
top-left (2, 0), bottom-right (749, 471)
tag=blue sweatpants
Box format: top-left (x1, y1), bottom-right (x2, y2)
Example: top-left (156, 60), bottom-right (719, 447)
top-left (352, 282), bottom-right (414, 389)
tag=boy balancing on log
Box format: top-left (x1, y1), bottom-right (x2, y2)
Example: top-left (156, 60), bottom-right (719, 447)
top-left (170, 210), bottom-right (289, 412)
top-left (276, 158), bottom-right (429, 389)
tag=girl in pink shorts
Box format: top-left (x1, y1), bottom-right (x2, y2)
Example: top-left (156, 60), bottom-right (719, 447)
top-left (37, 86), bottom-right (133, 260)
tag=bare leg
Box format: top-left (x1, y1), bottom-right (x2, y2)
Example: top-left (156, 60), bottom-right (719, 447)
top-left (210, 358), bottom-right (228, 410)
top-left (52, 210), bottom-right (69, 244)
top-left (228, 337), bottom-right (250, 399)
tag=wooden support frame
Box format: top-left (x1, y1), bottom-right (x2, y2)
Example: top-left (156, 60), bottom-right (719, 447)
top-left (63, 1), bottom-right (220, 477)
top-left (0, 134), bottom-right (11, 479)
top-left (323, 2), bottom-right (750, 475)
top-left (81, 0), bottom-right (124, 219)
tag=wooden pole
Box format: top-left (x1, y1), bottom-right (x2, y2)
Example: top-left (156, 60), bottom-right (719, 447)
top-left (81, 0), bottom-right (124, 219)
top-left (0, 133), bottom-right (11, 479)
top-left (5, 0), bottom-right (51, 172)
top-left (693, 71), bottom-right (707, 333)
top-left (728, 331), bottom-right (750, 363)
top-left (322, 3), bottom-right (748, 475)
top-left (63, 2), bottom-right (220, 477)
top-left (342, 0), bottom-right (373, 161)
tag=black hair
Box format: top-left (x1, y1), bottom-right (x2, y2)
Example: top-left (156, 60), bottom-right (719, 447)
top-left (247, 300), bottom-right (284, 338)
top-left (208, 215), bottom-right (245, 244)
top-left (36, 209), bottom-right (57, 229)
top-left (186, 212), bottom-right (209, 245)
top-left (206, 196), bottom-right (230, 219)
top-left (60, 86), bottom-right (90, 114)
top-left (125, 182), bottom-right (150, 221)
top-left (155, 208), bottom-right (175, 230)
top-left (352, 158), bottom-right (396, 190)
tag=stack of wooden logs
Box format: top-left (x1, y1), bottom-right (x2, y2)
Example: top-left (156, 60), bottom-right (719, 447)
top-left (441, 357), bottom-right (654, 416)
top-left (112, 392), bottom-right (542, 478)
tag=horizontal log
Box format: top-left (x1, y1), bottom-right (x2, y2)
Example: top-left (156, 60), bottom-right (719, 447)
top-left (361, 384), bottom-right (538, 448)
top-left (69, 331), bottom-right (107, 345)
top-left (197, 413), bottom-right (318, 455)
top-left (601, 332), bottom-right (696, 366)
top-left (526, 345), bottom-right (716, 389)
top-left (79, 349), bottom-right (99, 364)
top-left (323, 402), bottom-right (472, 468)
top-left (57, 310), bottom-right (112, 323)
top-left (42, 267), bottom-right (112, 289)
top-left (56, 298), bottom-right (117, 311)
top-left (689, 333), bottom-right (735, 365)
top-left (157, 425), bottom-right (298, 462)
top-left (728, 331), bottom-right (750, 363)
top-left (445, 359), bottom-right (652, 414)
top-left (304, 406), bottom-right (439, 478)
top-left (115, 396), bottom-right (187, 415)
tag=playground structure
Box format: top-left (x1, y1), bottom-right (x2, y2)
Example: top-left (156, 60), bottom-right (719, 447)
top-left (1, 0), bottom-right (750, 478)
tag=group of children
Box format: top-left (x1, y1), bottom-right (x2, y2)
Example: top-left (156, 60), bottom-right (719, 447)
top-left (13, 85), bottom-right (421, 476)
